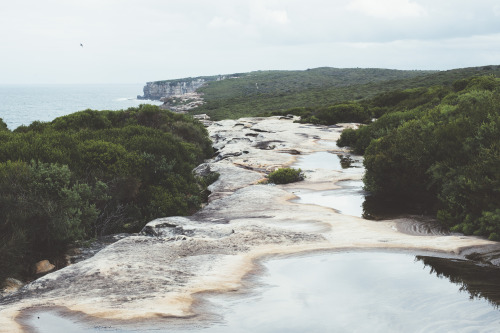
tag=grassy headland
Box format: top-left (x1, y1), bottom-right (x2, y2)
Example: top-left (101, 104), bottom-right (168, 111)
top-left (189, 65), bottom-right (500, 120)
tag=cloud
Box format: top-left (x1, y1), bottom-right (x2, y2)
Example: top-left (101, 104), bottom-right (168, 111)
top-left (347, 0), bottom-right (427, 19)
top-left (494, 5), bottom-right (500, 17)
top-left (1, 0), bottom-right (500, 83)
top-left (208, 17), bottom-right (241, 28)
top-left (255, 7), bottom-right (290, 25)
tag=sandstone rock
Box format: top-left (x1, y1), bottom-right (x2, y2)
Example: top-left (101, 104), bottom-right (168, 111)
top-left (138, 79), bottom-right (207, 100)
top-left (138, 74), bottom-right (239, 100)
top-left (35, 260), bottom-right (55, 275)
top-left (2, 278), bottom-right (23, 293)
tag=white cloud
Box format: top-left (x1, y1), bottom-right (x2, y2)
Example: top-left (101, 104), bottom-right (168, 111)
top-left (208, 17), bottom-right (241, 29)
top-left (347, 0), bottom-right (427, 19)
top-left (494, 5), bottom-right (500, 17)
top-left (249, 2), bottom-right (290, 25)
top-left (1, 0), bottom-right (500, 83)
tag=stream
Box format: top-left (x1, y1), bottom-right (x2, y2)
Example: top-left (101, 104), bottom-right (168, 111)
top-left (25, 148), bottom-right (500, 332)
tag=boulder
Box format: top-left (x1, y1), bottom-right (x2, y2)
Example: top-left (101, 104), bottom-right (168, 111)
top-left (35, 260), bottom-right (55, 275)
top-left (2, 278), bottom-right (23, 293)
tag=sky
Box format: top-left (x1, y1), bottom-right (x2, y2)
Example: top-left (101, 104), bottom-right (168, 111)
top-left (1, 0), bottom-right (500, 84)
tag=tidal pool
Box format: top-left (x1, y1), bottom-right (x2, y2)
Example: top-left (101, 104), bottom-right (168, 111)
top-left (26, 251), bottom-right (500, 333)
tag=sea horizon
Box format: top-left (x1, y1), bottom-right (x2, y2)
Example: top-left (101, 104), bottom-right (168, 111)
top-left (0, 83), bottom-right (161, 130)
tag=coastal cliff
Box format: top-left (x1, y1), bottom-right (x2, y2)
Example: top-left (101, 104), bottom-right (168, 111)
top-left (137, 74), bottom-right (238, 100)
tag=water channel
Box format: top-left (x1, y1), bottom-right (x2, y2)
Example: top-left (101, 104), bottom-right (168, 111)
top-left (24, 148), bottom-right (500, 332)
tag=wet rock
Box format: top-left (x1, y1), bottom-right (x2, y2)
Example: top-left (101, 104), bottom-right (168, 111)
top-left (462, 244), bottom-right (500, 266)
top-left (227, 138), bottom-right (252, 144)
top-left (253, 140), bottom-right (283, 150)
top-left (214, 151), bottom-right (243, 161)
top-left (279, 149), bottom-right (301, 155)
top-left (251, 128), bottom-right (271, 133)
top-left (141, 217), bottom-right (233, 240)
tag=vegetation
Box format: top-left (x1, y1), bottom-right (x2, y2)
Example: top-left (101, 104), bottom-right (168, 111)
top-left (267, 168), bottom-right (305, 184)
top-left (188, 66), bottom-right (500, 120)
top-left (336, 76), bottom-right (500, 240)
top-left (417, 255), bottom-right (500, 308)
top-left (0, 105), bottom-right (215, 282)
top-left (192, 67), bottom-right (434, 120)
top-left (4, 65), bottom-right (500, 283)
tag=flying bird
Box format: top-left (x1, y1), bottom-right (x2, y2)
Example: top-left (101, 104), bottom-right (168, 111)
top-left (80, 43), bottom-right (83, 48)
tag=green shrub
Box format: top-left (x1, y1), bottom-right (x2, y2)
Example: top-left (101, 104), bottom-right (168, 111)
top-left (0, 160), bottom-right (107, 281)
top-left (0, 105), bottom-right (216, 281)
top-left (345, 76), bottom-right (500, 239)
top-left (267, 168), bottom-right (305, 184)
top-left (0, 118), bottom-right (8, 132)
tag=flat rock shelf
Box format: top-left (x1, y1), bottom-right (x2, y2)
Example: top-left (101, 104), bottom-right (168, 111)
top-left (2, 116), bottom-right (499, 332)
top-left (25, 251), bottom-right (500, 332)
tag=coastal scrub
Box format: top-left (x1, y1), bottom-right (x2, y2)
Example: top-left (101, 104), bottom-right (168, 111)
top-left (267, 167), bottom-right (305, 184)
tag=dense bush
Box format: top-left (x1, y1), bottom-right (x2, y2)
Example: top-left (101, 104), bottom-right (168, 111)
top-left (0, 160), bottom-right (107, 280)
top-left (0, 105), bottom-right (215, 282)
top-left (267, 168), bottom-right (305, 184)
top-left (192, 66), bottom-right (500, 121)
top-left (295, 102), bottom-right (372, 125)
top-left (338, 76), bottom-right (500, 240)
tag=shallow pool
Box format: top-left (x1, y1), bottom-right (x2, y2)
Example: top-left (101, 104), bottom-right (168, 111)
top-left (26, 252), bottom-right (500, 333)
top-left (293, 151), bottom-right (363, 172)
top-left (293, 180), bottom-right (366, 217)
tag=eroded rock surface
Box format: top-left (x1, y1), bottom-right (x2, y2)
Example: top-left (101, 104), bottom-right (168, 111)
top-left (0, 116), bottom-right (496, 332)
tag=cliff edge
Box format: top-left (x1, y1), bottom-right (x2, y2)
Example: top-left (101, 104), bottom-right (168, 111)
top-left (137, 74), bottom-right (238, 100)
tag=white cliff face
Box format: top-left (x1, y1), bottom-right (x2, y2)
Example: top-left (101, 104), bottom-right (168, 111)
top-left (138, 74), bottom-right (239, 101)
top-left (138, 78), bottom-right (208, 100)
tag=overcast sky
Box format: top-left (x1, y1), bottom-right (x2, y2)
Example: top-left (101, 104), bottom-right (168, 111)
top-left (1, 0), bottom-right (500, 84)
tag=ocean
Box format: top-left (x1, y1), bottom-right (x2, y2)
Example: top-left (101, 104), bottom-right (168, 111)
top-left (0, 84), bottom-right (162, 130)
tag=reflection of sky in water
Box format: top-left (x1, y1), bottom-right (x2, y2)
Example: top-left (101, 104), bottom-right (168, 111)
top-left (293, 151), bottom-right (364, 175)
top-left (29, 252), bottom-right (500, 333)
top-left (294, 180), bottom-right (366, 217)
top-left (316, 140), bottom-right (338, 149)
top-left (292, 152), bottom-right (366, 217)
top-left (203, 252), bottom-right (500, 333)
top-left (294, 151), bottom-right (343, 170)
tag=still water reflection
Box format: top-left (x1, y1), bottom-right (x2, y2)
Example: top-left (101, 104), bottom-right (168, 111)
top-left (293, 151), bottom-right (366, 217)
top-left (293, 180), bottom-right (366, 217)
top-left (28, 252), bottom-right (500, 333)
top-left (293, 151), bottom-right (363, 172)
